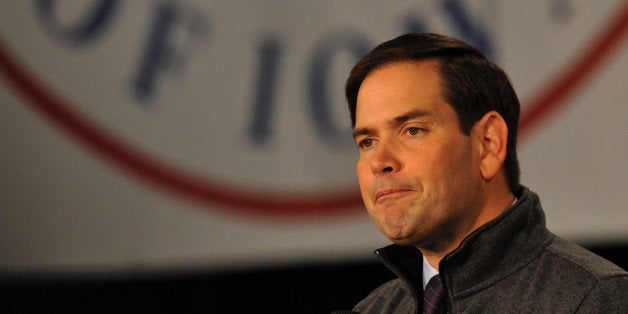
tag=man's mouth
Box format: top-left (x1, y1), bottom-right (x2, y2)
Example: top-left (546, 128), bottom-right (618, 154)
top-left (375, 188), bottom-right (413, 202)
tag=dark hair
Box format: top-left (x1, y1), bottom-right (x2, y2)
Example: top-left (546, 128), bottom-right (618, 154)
top-left (345, 33), bottom-right (521, 192)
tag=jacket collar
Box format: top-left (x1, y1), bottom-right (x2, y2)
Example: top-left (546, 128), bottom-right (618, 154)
top-left (374, 186), bottom-right (552, 298)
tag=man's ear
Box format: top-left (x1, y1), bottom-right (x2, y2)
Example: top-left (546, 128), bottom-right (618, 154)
top-left (474, 111), bottom-right (508, 180)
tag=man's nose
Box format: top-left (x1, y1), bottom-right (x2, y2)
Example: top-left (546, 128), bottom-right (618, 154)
top-left (370, 140), bottom-right (400, 174)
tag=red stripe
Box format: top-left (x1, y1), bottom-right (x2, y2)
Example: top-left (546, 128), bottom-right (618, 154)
top-left (519, 0), bottom-right (628, 138)
top-left (0, 41), bottom-right (363, 217)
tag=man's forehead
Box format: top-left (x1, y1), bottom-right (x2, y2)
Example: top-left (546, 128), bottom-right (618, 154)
top-left (353, 59), bottom-right (449, 131)
top-left (356, 62), bottom-right (443, 106)
top-left (355, 100), bottom-right (440, 124)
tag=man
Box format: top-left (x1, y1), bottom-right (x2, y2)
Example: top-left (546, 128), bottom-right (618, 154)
top-left (343, 33), bottom-right (627, 313)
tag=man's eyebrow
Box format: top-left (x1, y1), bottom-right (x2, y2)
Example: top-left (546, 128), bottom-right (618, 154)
top-left (392, 109), bottom-right (431, 125)
top-left (353, 109), bottom-right (432, 140)
top-left (352, 127), bottom-right (372, 140)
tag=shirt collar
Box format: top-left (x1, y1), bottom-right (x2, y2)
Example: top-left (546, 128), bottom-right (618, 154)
top-left (422, 255), bottom-right (439, 290)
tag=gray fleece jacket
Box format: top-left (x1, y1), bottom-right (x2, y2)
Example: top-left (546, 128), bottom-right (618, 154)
top-left (352, 187), bottom-right (627, 313)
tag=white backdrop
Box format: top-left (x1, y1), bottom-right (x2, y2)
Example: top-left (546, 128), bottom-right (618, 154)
top-left (1, 1), bottom-right (626, 275)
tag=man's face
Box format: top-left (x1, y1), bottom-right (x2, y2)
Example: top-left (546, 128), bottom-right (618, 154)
top-left (353, 60), bottom-right (485, 250)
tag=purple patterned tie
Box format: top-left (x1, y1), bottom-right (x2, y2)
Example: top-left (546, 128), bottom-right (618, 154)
top-left (423, 274), bottom-right (447, 313)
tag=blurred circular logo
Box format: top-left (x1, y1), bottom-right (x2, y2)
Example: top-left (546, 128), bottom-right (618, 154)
top-left (1, 1), bottom-right (627, 217)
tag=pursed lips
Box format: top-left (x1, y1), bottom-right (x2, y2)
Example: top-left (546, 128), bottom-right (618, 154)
top-left (375, 188), bottom-right (414, 202)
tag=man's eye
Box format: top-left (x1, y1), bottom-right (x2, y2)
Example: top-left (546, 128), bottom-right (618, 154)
top-left (359, 139), bottom-right (373, 148)
top-left (407, 127), bottom-right (421, 135)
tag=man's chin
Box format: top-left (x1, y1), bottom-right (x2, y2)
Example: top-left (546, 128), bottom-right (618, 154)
top-left (386, 233), bottom-right (419, 247)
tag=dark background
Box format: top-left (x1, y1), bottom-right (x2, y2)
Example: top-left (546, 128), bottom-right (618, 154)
top-left (2, 243), bottom-right (625, 313)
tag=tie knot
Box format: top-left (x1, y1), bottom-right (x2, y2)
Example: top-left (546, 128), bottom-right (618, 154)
top-left (423, 275), bottom-right (447, 313)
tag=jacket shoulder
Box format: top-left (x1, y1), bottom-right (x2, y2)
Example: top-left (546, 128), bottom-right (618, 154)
top-left (545, 235), bottom-right (626, 278)
top-left (544, 235), bottom-right (627, 311)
